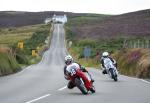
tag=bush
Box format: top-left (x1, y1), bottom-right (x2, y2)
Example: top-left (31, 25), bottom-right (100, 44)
top-left (15, 49), bottom-right (29, 64)
top-left (65, 27), bottom-right (76, 40)
top-left (113, 49), bottom-right (150, 78)
top-left (0, 51), bottom-right (21, 76)
top-left (0, 24), bottom-right (50, 76)
top-left (25, 30), bottom-right (49, 48)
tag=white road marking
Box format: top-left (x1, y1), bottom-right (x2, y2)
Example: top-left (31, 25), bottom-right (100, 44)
top-left (25, 94), bottom-right (51, 103)
top-left (58, 86), bottom-right (67, 91)
top-left (140, 79), bottom-right (150, 84)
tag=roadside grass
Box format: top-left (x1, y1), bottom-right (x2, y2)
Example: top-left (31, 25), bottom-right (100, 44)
top-left (68, 34), bottom-right (150, 78)
top-left (66, 15), bottom-right (121, 68)
top-left (0, 24), bottom-right (51, 76)
top-left (0, 24), bottom-right (47, 46)
top-left (0, 24), bottom-right (47, 35)
top-left (68, 49), bottom-right (100, 69)
top-left (0, 48), bottom-right (20, 76)
top-left (113, 48), bottom-right (150, 78)
top-left (0, 33), bottom-right (31, 45)
top-left (13, 24), bottom-right (50, 65)
top-left (65, 15), bottom-right (150, 78)
top-left (67, 39), bottom-right (123, 68)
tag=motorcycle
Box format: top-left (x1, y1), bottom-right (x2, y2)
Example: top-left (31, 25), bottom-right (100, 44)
top-left (67, 68), bottom-right (95, 94)
top-left (103, 58), bottom-right (118, 81)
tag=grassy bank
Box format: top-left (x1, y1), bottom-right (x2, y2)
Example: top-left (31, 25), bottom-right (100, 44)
top-left (0, 48), bottom-right (20, 75)
top-left (65, 15), bottom-right (150, 78)
top-left (0, 24), bottom-right (51, 76)
top-left (0, 24), bottom-right (48, 46)
top-left (67, 33), bottom-right (150, 78)
top-left (67, 38), bottom-right (124, 68)
top-left (113, 48), bottom-right (150, 78)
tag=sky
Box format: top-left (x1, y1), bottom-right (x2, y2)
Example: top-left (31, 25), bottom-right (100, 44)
top-left (0, 0), bottom-right (150, 14)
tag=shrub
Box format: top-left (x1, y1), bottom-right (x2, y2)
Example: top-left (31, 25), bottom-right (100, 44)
top-left (0, 49), bottom-right (20, 76)
top-left (113, 49), bottom-right (150, 78)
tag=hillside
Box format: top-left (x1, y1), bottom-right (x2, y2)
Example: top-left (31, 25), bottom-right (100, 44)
top-left (65, 9), bottom-right (150, 78)
top-left (0, 11), bottom-right (98, 27)
top-left (68, 9), bottom-right (150, 39)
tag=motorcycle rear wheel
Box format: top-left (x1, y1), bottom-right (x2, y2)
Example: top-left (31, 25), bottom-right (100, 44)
top-left (109, 68), bottom-right (118, 82)
top-left (75, 78), bottom-right (88, 95)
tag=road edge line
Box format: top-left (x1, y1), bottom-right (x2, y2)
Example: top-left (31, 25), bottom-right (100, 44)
top-left (140, 79), bottom-right (150, 84)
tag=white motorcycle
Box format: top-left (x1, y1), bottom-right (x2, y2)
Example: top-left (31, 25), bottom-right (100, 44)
top-left (103, 58), bottom-right (118, 81)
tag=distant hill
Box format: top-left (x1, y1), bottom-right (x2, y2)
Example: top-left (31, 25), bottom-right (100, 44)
top-left (0, 11), bottom-right (90, 27)
top-left (70, 9), bottom-right (150, 39)
top-left (1, 9), bottom-right (150, 39)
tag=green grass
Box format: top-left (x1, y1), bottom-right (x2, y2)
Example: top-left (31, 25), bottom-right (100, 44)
top-left (67, 15), bottom-right (110, 27)
top-left (0, 24), bottom-right (51, 76)
top-left (0, 24), bottom-right (47, 34)
top-left (0, 24), bottom-right (48, 46)
top-left (0, 34), bottom-right (31, 45)
top-left (0, 51), bottom-right (21, 76)
top-left (12, 24), bottom-right (50, 65)
top-left (65, 15), bottom-right (150, 78)
top-left (67, 39), bottom-right (123, 68)
top-left (113, 49), bottom-right (150, 78)
top-left (23, 29), bottom-right (50, 55)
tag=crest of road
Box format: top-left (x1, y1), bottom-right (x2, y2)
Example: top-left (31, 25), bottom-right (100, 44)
top-left (0, 24), bottom-right (149, 103)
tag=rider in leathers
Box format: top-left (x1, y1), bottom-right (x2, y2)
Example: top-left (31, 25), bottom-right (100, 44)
top-left (64, 55), bottom-right (94, 91)
top-left (100, 52), bottom-right (117, 74)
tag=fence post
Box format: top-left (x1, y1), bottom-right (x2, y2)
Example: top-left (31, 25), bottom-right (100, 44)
top-left (137, 39), bottom-right (140, 48)
top-left (133, 41), bottom-right (136, 48)
top-left (130, 41), bottom-right (132, 48)
top-left (141, 40), bottom-right (144, 48)
top-left (146, 40), bottom-right (149, 48)
top-left (123, 39), bottom-right (127, 48)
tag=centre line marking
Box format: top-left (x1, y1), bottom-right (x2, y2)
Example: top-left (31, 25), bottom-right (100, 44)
top-left (25, 94), bottom-right (51, 103)
top-left (58, 86), bottom-right (67, 91)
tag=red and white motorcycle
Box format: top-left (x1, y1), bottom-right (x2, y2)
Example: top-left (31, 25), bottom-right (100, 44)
top-left (65, 68), bottom-right (96, 94)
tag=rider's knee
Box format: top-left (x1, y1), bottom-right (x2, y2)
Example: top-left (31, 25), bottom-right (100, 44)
top-left (67, 81), bottom-right (75, 89)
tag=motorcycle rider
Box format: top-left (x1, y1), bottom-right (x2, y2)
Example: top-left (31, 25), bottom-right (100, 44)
top-left (64, 55), bottom-right (94, 91)
top-left (100, 52), bottom-right (117, 74)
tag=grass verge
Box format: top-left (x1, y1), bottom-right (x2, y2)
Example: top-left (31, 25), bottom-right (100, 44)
top-left (0, 24), bottom-right (51, 76)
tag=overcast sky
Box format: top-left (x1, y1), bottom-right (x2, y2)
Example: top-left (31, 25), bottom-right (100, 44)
top-left (0, 0), bottom-right (150, 14)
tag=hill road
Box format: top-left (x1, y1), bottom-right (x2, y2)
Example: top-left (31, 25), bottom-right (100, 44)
top-left (0, 24), bottom-right (150, 103)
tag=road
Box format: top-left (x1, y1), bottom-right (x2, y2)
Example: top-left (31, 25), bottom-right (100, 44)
top-left (0, 24), bottom-right (150, 103)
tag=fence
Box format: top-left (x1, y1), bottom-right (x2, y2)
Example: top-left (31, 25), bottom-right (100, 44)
top-left (123, 39), bottom-right (150, 49)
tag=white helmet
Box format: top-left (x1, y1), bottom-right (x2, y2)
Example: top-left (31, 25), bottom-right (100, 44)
top-left (65, 55), bottom-right (73, 64)
top-left (102, 52), bottom-right (109, 57)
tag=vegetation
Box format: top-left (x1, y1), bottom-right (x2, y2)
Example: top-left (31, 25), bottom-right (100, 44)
top-left (11, 24), bottom-right (50, 65)
top-left (0, 24), bottom-right (51, 76)
top-left (66, 15), bottom-right (123, 67)
top-left (0, 48), bottom-right (20, 76)
top-left (66, 15), bottom-right (110, 27)
top-left (65, 14), bottom-right (150, 78)
top-left (23, 30), bottom-right (49, 55)
top-left (67, 38), bottom-right (124, 68)
top-left (113, 49), bottom-right (150, 78)
top-left (0, 24), bottom-right (47, 46)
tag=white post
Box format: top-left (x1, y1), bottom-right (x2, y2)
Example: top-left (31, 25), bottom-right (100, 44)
top-left (137, 39), bottom-right (140, 48)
